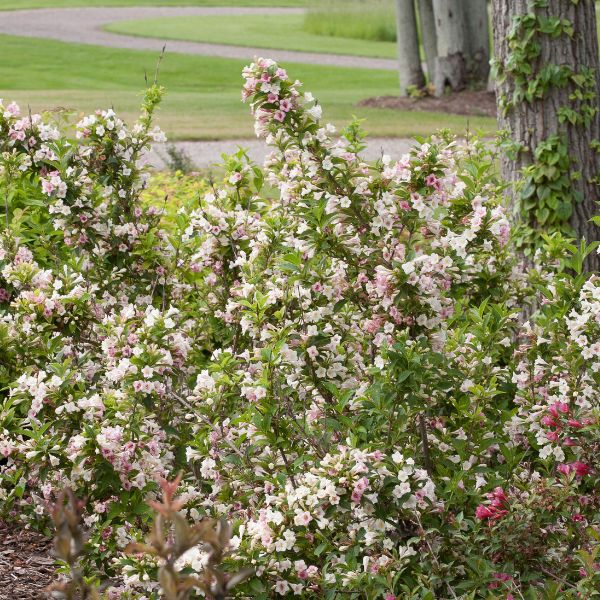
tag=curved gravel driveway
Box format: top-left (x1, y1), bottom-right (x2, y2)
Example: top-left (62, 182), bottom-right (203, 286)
top-left (0, 6), bottom-right (397, 70)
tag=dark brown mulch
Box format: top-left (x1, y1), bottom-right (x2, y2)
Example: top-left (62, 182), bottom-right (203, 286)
top-left (358, 89), bottom-right (497, 118)
top-left (0, 520), bottom-right (55, 599)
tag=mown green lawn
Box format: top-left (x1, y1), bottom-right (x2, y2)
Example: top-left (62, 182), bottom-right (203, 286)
top-left (0, 35), bottom-right (495, 140)
top-left (105, 14), bottom-right (397, 59)
top-left (0, 0), bottom-right (307, 8)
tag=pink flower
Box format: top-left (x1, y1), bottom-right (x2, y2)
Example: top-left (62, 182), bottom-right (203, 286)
top-left (425, 173), bottom-right (441, 190)
top-left (6, 101), bottom-right (20, 116)
top-left (306, 566), bottom-right (318, 577)
top-left (274, 110), bottom-right (286, 123)
top-left (354, 476), bottom-right (369, 492)
top-left (41, 179), bottom-right (55, 195)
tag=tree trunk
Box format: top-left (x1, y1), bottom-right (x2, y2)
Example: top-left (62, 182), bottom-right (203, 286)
top-left (396, 0), bottom-right (426, 95)
top-left (492, 0), bottom-right (600, 271)
top-left (464, 0), bottom-right (490, 84)
top-left (432, 0), bottom-right (468, 96)
top-left (416, 0), bottom-right (437, 83)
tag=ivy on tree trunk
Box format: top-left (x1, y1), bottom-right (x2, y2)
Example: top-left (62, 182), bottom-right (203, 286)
top-left (492, 0), bottom-right (600, 270)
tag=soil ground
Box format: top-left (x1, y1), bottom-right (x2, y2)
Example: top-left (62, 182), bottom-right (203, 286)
top-left (0, 520), bottom-right (54, 599)
top-left (359, 89), bottom-right (497, 118)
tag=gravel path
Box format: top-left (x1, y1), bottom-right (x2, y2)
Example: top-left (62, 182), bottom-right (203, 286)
top-left (146, 138), bottom-right (416, 170)
top-left (0, 6), bottom-right (397, 70)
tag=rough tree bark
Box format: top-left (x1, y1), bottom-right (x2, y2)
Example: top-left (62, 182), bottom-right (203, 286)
top-left (492, 0), bottom-right (600, 271)
top-left (432, 0), bottom-right (468, 96)
top-left (396, 0), bottom-right (426, 95)
top-left (416, 0), bottom-right (437, 82)
top-left (463, 0), bottom-right (490, 84)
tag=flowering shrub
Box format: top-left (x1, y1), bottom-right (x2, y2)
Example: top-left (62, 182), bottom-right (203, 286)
top-left (0, 58), bottom-right (599, 599)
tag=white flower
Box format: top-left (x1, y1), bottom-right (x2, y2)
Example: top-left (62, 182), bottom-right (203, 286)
top-left (402, 261), bottom-right (415, 275)
top-left (293, 511), bottom-right (312, 527)
top-left (393, 482), bottom-right (411, 498)
top-left (306, 345), bottom-right (319, 359)
top-left (307, 104), bottom-right (322, 120)
top-left (460, 379), bottom-right (474, 392)
top-left (274, 580), bottom-right (289, 595)
top-left (391, 451), bottom-right (404, 464)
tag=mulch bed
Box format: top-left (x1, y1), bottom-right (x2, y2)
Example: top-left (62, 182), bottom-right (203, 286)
top-left (358, 89), bottom-right (497, 118)
top-left (0, 520), bottom-right (55, 599)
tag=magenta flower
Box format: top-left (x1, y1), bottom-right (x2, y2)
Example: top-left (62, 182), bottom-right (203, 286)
top-left (477, 488), bottom-right (509, 522)
top-left (540, 414), bottom-right (556, 427)
top-left (572, 461), bottom-right (591, 478)
top-left (558, 461), bottom-right (591, 478)
top-left (475, 505), bottom-right (494, 520)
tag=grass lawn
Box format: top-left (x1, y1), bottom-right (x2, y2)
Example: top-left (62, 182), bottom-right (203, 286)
top-left (0, 35), bottom-right (495, 140)
top-left (105, 14), bottom-right (397, 59)
top-left (0, 0), bottom-right (308, 8)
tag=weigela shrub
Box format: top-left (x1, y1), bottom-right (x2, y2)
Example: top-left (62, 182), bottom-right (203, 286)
top-left (0, 58), bottom-right (599, 599)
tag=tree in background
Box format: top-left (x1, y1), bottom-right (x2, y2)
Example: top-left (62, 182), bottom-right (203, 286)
top-left (417, 0), bottom-right (437, 83)
top-left (396, 0), bottom-right (425, 94)
top-left (431, 0), bottom-right (469, 95)
top-left (464, 0), bottom-right (491, 83)
top-left (395, 0), bottom-right (490, 96)
top-left (492, 0), bottom-right (600, 270)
